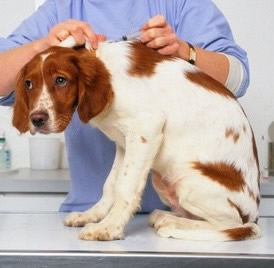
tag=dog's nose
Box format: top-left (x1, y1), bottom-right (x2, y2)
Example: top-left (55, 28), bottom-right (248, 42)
top-left (30, 112), bottom-right (49, 127)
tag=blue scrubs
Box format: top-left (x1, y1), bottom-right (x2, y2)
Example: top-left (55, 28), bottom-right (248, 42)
top-left (0, 0), bottom-right (249, 212)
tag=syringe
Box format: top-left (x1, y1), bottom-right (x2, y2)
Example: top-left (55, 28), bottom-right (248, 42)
top-left (120, 30), bottom-right (141, 41)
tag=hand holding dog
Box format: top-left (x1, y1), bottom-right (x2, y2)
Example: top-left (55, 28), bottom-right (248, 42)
top-left (44, 19), bottom-right (106, 49)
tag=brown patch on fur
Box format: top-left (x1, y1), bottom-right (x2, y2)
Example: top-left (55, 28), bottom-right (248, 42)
top-left (13, 46), bottom-right (114, 134)
top-left (128, 41), bottom-right (175, 77)
top-left (225, 128), bottom-right (240, 143)
top-left (227, 199), bottom-right (249, 224)
top-left (193, 161), bottom-right (245, 192)
top-left (256, 196), bottom-right (260, 207)
top-left (13, 55), bottom-right (44, 133)
top-left (141, 136), bottom-right (147, 143)
top-left (72, 49), bottom-right (114, 122)
top-left (223, 226), bottom-right (255, 241)
top-left (185, 71), bottom-right (235, 99)
top-left (251, 131), bottom-right (259, 169)
top-left (251, 129), bottom-right (260, 191)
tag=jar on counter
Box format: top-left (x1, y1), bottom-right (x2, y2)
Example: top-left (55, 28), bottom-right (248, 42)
top-left (0, 131), bottom-right (11, 170)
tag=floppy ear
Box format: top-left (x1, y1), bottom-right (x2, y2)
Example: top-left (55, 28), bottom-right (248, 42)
top-left (12, 66), bottom-right (30, 133)
top-left (76, 52), bottom-right (114, 123)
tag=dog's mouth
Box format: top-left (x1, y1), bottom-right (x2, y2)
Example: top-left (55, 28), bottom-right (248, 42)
top-left (29, 111), bottom-right (71, 134)
top-left (30, 124), bottom-right (52, 135)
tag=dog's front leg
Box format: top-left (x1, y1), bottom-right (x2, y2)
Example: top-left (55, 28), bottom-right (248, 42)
top-left (64, 145), bottom-right (125, 227)
top-left (79, 117), bottom-right (165, 240)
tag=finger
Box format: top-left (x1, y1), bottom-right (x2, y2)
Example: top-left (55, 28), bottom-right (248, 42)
top-left (141, 25), bottom-right (174, 44)
top-left (70, 28), bottom-right (86, 45)
top-left (78, 23), bottom-right (98, 48)
top-left (141, 27), bottom-right (166, 43)
top-left (47, 35), bottom-right (62, 46)
top-left (56, 29), bottom-right (70, 41)
top-left (142, 15), bottom-right (167, 30)
top-left (146, 34), bottom-right (177, 50)
top-left (157, 42), bottom-right (180, 56)
top-left (96, 34), bottom-right (107, 42)
top-left (62, 20), bottom-right (98, 48)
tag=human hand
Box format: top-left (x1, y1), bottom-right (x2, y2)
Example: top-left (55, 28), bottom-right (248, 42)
top-left (44, 19), bottom-right (106, 49)
top-left (140, 15), bottom-right (188, 59)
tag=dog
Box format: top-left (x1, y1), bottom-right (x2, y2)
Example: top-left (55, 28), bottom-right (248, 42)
top-left (12, 40), bottom-right (261, 241)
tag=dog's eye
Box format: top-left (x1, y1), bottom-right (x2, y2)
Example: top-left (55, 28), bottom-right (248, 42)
top-left (55, 76), bottom-right (67, 87)
top-left (25, 80), bottom-right (33, 90)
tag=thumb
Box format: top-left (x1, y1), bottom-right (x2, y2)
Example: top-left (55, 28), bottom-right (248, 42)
top-left (96, 34), bottom-right (107, 42)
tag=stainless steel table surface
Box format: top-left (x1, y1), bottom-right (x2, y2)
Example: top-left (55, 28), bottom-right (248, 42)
top-left (0, 213), bottom-right (273, 267)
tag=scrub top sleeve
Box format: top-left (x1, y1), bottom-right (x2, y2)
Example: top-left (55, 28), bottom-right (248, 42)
top-left (174, 0), bottom-right (249, 97)
top-left (0, 91), bottom-right (15, 107)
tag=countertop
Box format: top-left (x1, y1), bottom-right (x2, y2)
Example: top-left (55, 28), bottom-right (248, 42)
top-left (0, 168), bottom-right (274, 195)
top-left (0, 213), bottom-right (273, 267)
top-left (0, 170), bottom-right (274, 267)
top-left (0, 168), bottom-right (70, 193)
top-left (1, 169), bottom-right (274, 216)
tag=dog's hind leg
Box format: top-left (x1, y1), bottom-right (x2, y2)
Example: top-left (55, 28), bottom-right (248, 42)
top-left (149, 185), bottom-right (261, 241)
top-left (151, 211), bottom-right (260, 241)
top-left (150, 171), bottom-right (260, 241)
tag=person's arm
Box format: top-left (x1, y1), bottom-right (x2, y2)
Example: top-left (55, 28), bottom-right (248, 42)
top-left (0, 39), bottom-right (47, 97)
top-left (146, 29), bottom-right (230, 86)
top-left (141, 15), bottom-right (231, 90)
top-left (0, 0), bottom-right (104, 98)
top-left (0, 20), bottom-right (105, 97)
top-left (140, 0), bottom-right (249, 98)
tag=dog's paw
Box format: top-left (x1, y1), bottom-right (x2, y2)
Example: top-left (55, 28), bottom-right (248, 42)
top-left (148, 209), bottom-right (168, 227)
top-left (157, 226), bottom-right (173, 238)
top-left (64, 210), bottom-right (104, 227)
top-left (79, 223), bottom-right (124, 241)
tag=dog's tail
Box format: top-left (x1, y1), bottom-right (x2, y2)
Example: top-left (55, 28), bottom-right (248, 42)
top-left (157, 222), bottom-right (261, 241)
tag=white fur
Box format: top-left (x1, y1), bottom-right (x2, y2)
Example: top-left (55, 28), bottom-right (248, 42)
top-left (29, 54), bottom-right (56, 134)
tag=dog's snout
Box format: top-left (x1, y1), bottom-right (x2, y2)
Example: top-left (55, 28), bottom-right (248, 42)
top-left (30, 112), bottom-right (49, 127)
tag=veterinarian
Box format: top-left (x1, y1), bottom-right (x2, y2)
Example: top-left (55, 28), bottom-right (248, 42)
top-left (0, 0), bottom-right (249, 213)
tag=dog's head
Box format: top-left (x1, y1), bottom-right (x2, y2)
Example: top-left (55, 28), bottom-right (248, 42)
top-left (12, 46), bottom-right (113, 134)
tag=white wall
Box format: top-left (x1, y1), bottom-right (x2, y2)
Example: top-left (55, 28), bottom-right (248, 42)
top-left (0, 0), bottom-right (273, 171)
top-left (213, 0), bottom-right (274, 172)
top-left (0, 0), bottom-right (35, 37)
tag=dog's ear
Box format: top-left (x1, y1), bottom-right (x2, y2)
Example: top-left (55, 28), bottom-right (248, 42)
top-left (76, 52), bottom-right (113, 123)
top-left (12, 66), bottom-right (30, 133)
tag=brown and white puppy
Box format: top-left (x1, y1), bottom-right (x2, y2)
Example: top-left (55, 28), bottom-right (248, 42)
top-left (13, 41), bottom-right (260, 241)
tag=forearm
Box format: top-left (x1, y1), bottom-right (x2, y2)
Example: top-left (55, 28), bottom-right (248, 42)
top-left (0, 38), bottom-right (49, 96)
top-left (177, 40), bottom-right (229, 85)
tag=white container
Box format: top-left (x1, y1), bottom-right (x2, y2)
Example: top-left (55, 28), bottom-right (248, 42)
top-left (29, 137), bottom-right (61, 170)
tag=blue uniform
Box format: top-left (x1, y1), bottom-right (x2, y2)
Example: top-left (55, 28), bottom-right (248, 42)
top-left (0, 0), bottom-right (249, 212)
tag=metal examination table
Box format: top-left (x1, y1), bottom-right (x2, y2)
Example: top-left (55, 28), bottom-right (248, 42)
top-left (0, 213), bottom-right (273, 267)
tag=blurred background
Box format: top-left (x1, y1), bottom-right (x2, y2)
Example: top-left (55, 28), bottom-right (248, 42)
top-left (0, 0), bottom-right (274, 174)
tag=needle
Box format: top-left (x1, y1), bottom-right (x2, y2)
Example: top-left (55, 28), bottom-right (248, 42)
top-left (120, 30), bottom-right (141, 41)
